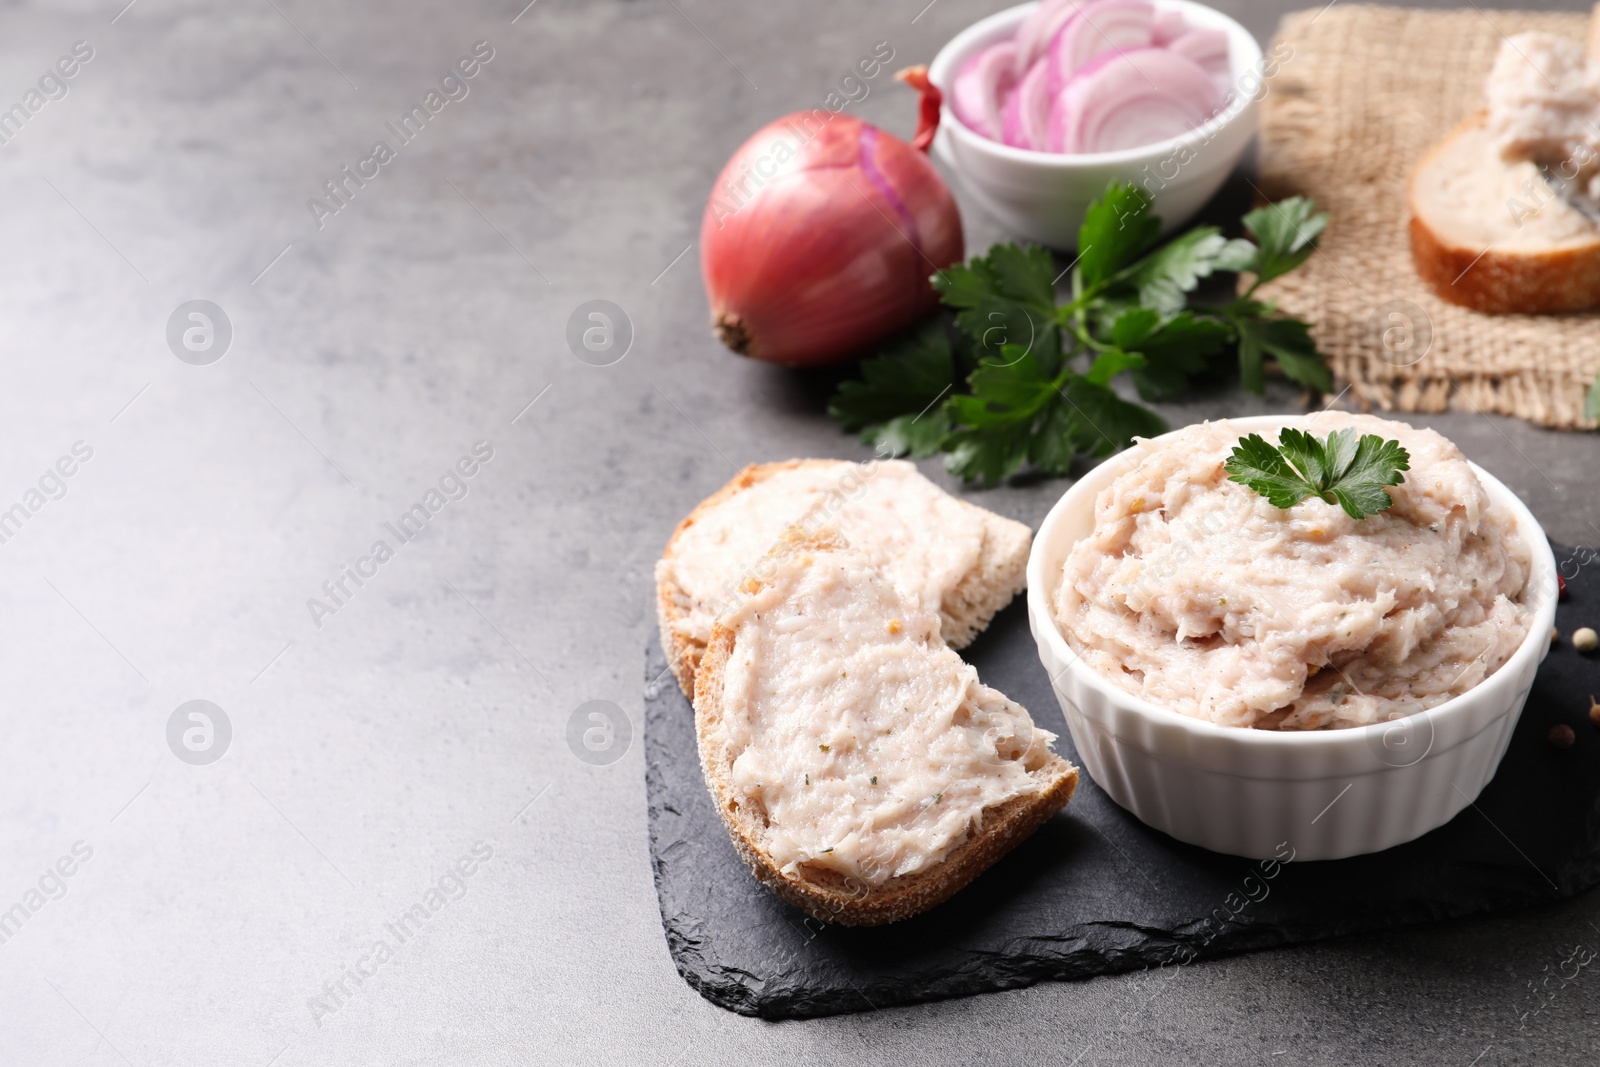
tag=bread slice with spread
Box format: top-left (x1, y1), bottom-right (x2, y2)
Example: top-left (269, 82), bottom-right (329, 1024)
top-left (693, 527), bottom-right (1078, 926)
top-left (1409, 112), bottom-right (1600, 313)
top-left (656, 459), bottom-right (1031, 697)
top-left (1409, 21), bottom-right (1600, 313)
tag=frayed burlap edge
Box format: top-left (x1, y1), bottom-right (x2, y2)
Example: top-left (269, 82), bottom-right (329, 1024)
top-left (1256, 4), bottom-right (1599, 430)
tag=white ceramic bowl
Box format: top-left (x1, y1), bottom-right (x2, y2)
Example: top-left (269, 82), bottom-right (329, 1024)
top-left (1026, 415), bottom-right (1559, 861)
top-left (928, 0), bottom-right (1265, 247)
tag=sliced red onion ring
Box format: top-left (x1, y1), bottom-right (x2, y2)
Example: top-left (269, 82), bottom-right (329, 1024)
top-left (1013, 0), bottom-right (1083, 76)
top-left (1150, 8), bottom-right (1189, 46)
top-left (1047, 47), bottom-right (1225, 154)
top-left (1167, 27), bottom-right (1231, 77)
top-left (1045, 0), bottom-right (1155, 96)
top-left (1001, 59), bottom-right (1053, 150)
top-left (952, 41), bottom-right (1020, 139)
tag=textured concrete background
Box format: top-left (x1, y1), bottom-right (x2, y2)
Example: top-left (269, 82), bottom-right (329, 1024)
top-left (0, 0), bottom-right (1596, 1064)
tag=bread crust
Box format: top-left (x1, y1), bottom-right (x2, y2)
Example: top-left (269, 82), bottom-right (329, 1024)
top-left (692, 530), bottom-right (1078, 927)
top-left (1408, 115), bottom-right (1600, 313)
top-left (656, 459), bottom-right (1030, 697)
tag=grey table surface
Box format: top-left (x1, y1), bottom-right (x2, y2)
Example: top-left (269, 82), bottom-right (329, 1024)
top-left (1, 0), bottom-right (1597, 1064)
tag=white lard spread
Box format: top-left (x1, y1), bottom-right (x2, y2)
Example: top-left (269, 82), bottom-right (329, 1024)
top-left (1485, 31), bottom-right (1600, 201)
top-left (711, 546), bottom-right (1052, 884)
top-left (1052, 415), bottom-right (1532, 730)
top-left (664, 460), bottom-right (987, 647)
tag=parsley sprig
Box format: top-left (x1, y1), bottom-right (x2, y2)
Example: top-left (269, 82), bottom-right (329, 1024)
top-left (1224, 427), bottom-right (1410, 519)
top-left (827, 183), bottom-right (1331, 486)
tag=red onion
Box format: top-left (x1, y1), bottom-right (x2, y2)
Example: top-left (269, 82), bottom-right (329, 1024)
top-left (1167, 27), bottom-right (1232, 79)
top-left (1045, 0), bottom-right (1155, 96)
top-left (1150, 8), bottom-right (1189, 45)
top-left (1047, 48), bottom-right (1223, 153)
top-left (1014, 0), bottom-right (1082, 75)
top-left (952, 41), bottom-right (1019, 140)
top-left (1002, 59), bottom-right (1052, 150)
top-left (700, 93), bottom-right (963, 367)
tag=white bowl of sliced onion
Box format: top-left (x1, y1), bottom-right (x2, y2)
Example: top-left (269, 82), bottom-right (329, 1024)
top-left (928, 0), bottom-right (1266, 247)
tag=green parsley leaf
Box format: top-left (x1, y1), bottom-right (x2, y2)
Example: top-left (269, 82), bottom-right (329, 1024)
top-left (1107, 306), bottom-right (1160, 348)
top-left (1056, 374), bottom-right (1168, 457)
top-left (1587, 371), bottom-right (1600, 423)
top-left (943, 421), bottom-right (1035, 486)
top-left (1222, 433), bottom-right (1317, 510)
top-left (1134, 313), bottom-right (1231, 364)
top-left (941, 346), bottom-right (1161, 486)
top-left (1110, 308), bottom-right (1230, 401)
top-left (1235, 309), bottom-right (1267, 396)
top-left (1241, 197), bottom-right (1329, 287)
top-left (1233, 313), bottom-right (1333, 394)
top-left (825, 181), bottom-right (1334, 485)
top-left (1224, 427), bottom-right (1410, 519)
top-left (1076, 183), bottom-right (1161, 293)
top-left (1084, 348), bottom-right (1145, 385)
top-left (1327, 432), bottom-right (1412, 518)
top-left (944, 351), bottom-right (1167, 484)
top-left (865, 409), bottom-right (952, 458)
top-left (935, 241), bottom-right (1057, 309)
top-left (934, 243), bottom-right (1062, 371)
top-left (1128, 228), bottom-right (1258, 314)
top-left (826, 321), bottom-right (955, 433)
top-left (1028, 402), bottom-right (1078, 476)
top-left (952, 346), bottom-right (1058, 422)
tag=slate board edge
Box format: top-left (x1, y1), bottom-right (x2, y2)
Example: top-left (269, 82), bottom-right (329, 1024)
top-left (653, 857), bottom-right (1593, 1020)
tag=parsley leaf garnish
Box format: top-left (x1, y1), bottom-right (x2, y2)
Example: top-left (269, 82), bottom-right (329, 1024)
top-left (1224, 427), bottom-right (1410, 519)
top-left (828, 182), bottom-right (1332, 484)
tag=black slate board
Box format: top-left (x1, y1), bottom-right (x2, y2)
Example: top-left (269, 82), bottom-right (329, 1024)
top-left (645, 542), bottom-right (1600, 1019)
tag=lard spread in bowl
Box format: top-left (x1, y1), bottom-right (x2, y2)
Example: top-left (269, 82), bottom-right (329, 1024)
top-left (1050, 413), bottom-right (1533, 731)
top-left (1026, 413), bottom-right (1556, 858)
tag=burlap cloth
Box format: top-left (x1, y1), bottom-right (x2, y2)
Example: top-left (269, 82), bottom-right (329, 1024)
top-left (1257, 4), bottom-right (1599, 429)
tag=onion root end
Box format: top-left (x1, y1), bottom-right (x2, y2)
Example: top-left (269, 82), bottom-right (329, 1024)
top-left (713, 311), bottom-right (754, 357)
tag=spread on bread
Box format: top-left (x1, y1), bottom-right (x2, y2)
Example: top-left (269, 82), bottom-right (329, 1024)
top-left (694, 529), bottom-right (1077, 925)
top-left (1408, 17), bottom-right (1600, 312)
top-left (659, 465), bottom-right (1075, 924)
top-left (1486, 31), bottom-right (1600, 200)
top-left (655, 459), bottom-right (1030, 696)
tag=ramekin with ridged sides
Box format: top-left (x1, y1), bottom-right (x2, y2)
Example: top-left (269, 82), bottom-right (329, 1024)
top-left (1025, 415), bottom-right (1559, 861)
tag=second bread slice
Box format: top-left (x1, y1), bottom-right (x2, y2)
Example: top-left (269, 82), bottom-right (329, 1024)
top-left (657, 459), bottom-right (1032, 697)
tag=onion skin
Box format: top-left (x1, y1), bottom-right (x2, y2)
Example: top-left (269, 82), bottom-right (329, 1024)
top-left (895, 65), bottom-right (945, 151)
top-left (701, 111), bottom-right (963, 367)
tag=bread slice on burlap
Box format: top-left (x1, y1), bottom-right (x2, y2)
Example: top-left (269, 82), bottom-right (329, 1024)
top-left (1409, 112), bottom-right (1600, 313)
top-left (655, 459), bottom-right (1031, 697)
top-left (693, 527), bottom-right (1077, 927)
